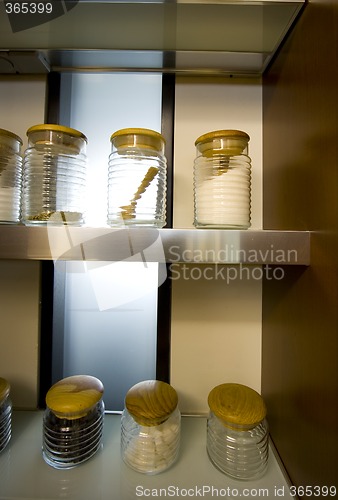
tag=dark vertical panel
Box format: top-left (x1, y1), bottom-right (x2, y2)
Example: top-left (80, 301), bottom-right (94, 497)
top-left (44, 72), bottom-right (61, 124)
top-left (38, 260), bottom-right (54, 408)
top-left (156, 73), bottom-right (175, 382)
top-left (39, 71), bottom-right (62, 407)
top-left (262, 0), bottom-right (338, 488)
top-left (161, 72), bottom-right (175, 229)
top-left (156, 264), bottom-right (172, 383)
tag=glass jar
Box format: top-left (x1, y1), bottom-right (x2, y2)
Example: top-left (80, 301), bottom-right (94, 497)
top-left (194, 130), bottom-right (251, 229)
top-left (121, 380), bottom-right (180, 474)
top-left (0, 378), bottom-right (12, 453)
top-left (42, 375), bottom-right (104, 469)
top-left (0, 128), bottom-right (23, 224)
top-left (22, 124), bottom-right (87, 226)
top-left (207, 383), bottom-right (269, 480)
top-left (108, 128), bottom-right (167, 227)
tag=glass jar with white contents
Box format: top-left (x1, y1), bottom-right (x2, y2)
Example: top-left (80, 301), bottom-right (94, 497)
top-left (194, 130), bottom-right (251, 229)
top-left (207, 383), bottom-right (269, 480)
top-left (121, 380), bottom-right (180, 474)
top-left (0, 128), bottom-right (23, 224)
top-left (0, 378), bottom-right (12, 453)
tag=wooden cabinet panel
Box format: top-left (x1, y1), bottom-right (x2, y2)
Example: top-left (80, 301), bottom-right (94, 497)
top-left (262, 0), bottom-right (338, 487)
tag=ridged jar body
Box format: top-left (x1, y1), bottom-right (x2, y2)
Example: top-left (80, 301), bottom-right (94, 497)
top-left (22, 125), bottom-right (87, 226)
top-left (121, 379), bottom-right (180, 474)
top-left (207, 411), bottom-right (269, 480)
top-left (194, 130), bottom-right (251, 229)
top-left (107, 128), bottom-right (167, 227)
top-left (43, 400), bottom-right (105, 469)
top-left (0, 129), bottom-right (23, 224)
top-left (42, 375), bottom-right (104, 469)
top-left (121, 406), bottom-right (180, 474)
top-left (0, 388), bottom-right (12, 454)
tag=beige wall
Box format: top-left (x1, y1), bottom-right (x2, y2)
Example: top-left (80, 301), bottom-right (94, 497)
top-left (0, 76), bottom-right (46, 408)
top-left (171, 76), bottom-right (263, 413)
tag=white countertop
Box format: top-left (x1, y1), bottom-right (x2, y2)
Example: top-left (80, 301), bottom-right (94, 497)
top-left (0, 412), bottom-right (294, 500)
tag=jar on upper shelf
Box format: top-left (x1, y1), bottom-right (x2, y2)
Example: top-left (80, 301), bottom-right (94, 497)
top-left (121, 380), bottom-right (180, 474)
top-left (0, 377), bottom-right (12, 453)
top-left (193, 130), bottom-right (251, 229)
top-left (207, 383), bottom-right (269, 480)
top-left (42, 375), bottom-right (105, 469)
top-left (21, 124), bottom-right (87, 226)
top-left (107, 128), bottom-right (167, 227)
top-left (0, 128), bottom-right (23, 224)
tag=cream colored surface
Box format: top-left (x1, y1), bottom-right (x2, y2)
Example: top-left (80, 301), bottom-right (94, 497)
top-left (172, 76), bottom-right (262, 230)
top-left (170, 266), bottom-right (262, 414)
top-left (0, 260), bottom-right (41, 408)
top-left (0, 75), bottom-right (46, 151)
top-left (171, 77), bottom-right (262, 414)
top-left (0, 76), bottom-right (46, 408)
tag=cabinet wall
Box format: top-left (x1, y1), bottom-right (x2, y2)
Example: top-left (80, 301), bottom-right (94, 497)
top-left (0, 75), bottom-right (264, 413)
top-left (1, 0), bottom-right (337, 488)
top-left (0, 76), bottom-right (45, 408)
top-left (262, 0), bottom-right (338, 487)
top-left (171, 76), bottom-right (263, 413)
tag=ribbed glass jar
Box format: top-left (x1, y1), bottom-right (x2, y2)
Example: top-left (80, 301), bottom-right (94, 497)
top-left (0, 128), bottom-right (23, 224)
top-left (22, 124), bottom-right (87, 225)
top-left (121, 380), bottom-right (180, 474)
top-left (207, 383), bottom-right (269, 480)
top-left (194, 130), bottom-right (251, 229)
top-left (108, 128), bottom-right (167, 227)
top-left (43, 375), bottom-right (104, 469)
top-left (0, 378), bottom-right (12, 453)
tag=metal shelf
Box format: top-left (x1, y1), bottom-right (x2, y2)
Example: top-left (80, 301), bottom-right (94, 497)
top-left (0, 0), bottom-right (305, 76)
top-left (0, 226), bottom-right (310, 264)
top-left (1, 412), bottom-right (294, 500)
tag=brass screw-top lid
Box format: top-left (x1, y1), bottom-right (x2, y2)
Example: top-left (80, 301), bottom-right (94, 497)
top-left (125, 380), bottom-right (178, 426)
top-left (46, 375), bottom-right (104, 420)
top-left (27, 124), bottom-right (87, 142)
top-left (0, 128), bottom-right (23, 145)
top-left (0, 378), bottom-right (10, 403)
top-left (195, 129), bottom-right (250, 145)
top-left (110, 128), bottom-right (165, 152)
top-left (195, 129), bottom-right (250, 157)
top-left (208, 383), bottom-right (266, 429)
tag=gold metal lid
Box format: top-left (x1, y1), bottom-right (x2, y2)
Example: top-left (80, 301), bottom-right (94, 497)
top-left (195, 129), bottom-right (250, 157)
top-left (110, 128), bottom-right (165, 151)
top-left (26, 124), bottom-right (87, 142)
top-left (125, 380), bottom-right (178, 426)
top-left (0, 128), bottom-right (23, 145)
top-left (195, 130), bottom-right (250, 146)
top-left (0, 377), bottom-right (10, 403)
top-left (208, 383), bottom-right (266, 429)
top-left (46, 375), bottom-right (104, 419)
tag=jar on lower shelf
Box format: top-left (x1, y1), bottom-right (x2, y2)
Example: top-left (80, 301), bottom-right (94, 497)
top-left (121, 380), bottom-right (180, 474)
top-left (207, 383), bottom-right (269, 480)
top-left (0, 128), bottom-right (23, 224)
top-left (42, 375), bottom-right (104, 469)
top-left (0, 378), bottom-right (12, 453)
